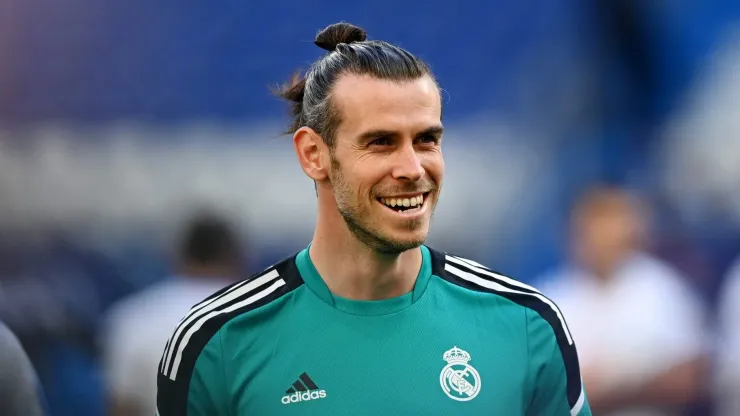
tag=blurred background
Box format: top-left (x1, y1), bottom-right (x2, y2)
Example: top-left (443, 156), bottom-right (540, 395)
top-left (1, 0), bottom-right (740, 415)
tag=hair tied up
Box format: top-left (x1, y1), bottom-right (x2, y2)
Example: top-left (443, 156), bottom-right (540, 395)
top-left (314, 22), bottom-right (367, 52)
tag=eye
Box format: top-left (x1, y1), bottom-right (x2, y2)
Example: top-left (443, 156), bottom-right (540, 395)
top-left (415, 134), bottom-right (439, 145)
top-left (369, 136), bottom-right (392, 146)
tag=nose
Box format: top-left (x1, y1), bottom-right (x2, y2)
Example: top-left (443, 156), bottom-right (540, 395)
top-left (391, 143), bottom-right (424, 182)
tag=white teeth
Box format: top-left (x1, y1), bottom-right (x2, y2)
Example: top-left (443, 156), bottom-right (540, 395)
top-left (381, 194), bottom-right (424, 209)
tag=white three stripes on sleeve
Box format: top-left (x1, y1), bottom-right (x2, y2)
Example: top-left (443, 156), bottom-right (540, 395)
top-left (161, 269), bottom-right (285, 380)
top-left (447, 255), bottom-right (542, 293)
top-left (168, 279), bottom-right (286, 380)
top-left (160, 277), bottom-right (257, 374)
top-left (448, 255), bottom-right (585, 415)
top-left (444, 256), bottom-right (573, 345)
top-left (161, 269), bottom-right (280, 375)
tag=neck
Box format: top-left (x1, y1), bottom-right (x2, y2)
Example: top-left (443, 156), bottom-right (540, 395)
top-left (585, 254), bottom-right (630, 285)
top-left (309, 204), bottom-right (422, 301)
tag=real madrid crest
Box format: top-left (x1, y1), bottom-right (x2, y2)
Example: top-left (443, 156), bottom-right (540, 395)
top-left (439, 346), bottom-right (481, 401)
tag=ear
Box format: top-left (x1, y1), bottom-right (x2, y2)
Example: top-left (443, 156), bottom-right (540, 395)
top-left (294, 127), bottom-right (329, 181)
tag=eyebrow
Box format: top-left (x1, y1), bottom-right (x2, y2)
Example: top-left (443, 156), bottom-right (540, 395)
top-left (416, 126), bottom-right (445, 138)
top-left (357, 125), bottom-right (444, 142)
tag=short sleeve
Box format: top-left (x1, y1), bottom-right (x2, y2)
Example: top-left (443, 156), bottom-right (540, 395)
top-left (526, 307), bottom-right (591, 416)
top-left (157, 330), bottom-right (229, 416)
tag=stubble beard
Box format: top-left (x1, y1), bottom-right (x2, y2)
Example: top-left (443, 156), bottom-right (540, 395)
top-left (330, 156), bottom-right (436, 255)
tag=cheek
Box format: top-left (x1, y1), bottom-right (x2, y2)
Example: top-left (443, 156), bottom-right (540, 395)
top-left (350, 163), bottom-right (387, 196)
top-left (424, 154), bottom-right (445, 183)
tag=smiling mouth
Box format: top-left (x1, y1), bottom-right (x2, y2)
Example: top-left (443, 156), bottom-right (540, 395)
top-left (376, 192), bottom-right (430, 214)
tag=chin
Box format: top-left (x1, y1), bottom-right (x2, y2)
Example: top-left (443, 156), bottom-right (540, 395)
top-left (382, 229), bottom-right (429, 251)
top-left (341, 207), bottom-right (431, 253)
top-left (374, 239), bottom-right (425, 255)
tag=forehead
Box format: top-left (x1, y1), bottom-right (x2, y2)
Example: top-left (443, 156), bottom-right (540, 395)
top-left (331, 74), bottom-right (442, 138)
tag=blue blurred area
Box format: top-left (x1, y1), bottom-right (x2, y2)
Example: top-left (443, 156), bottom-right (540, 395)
top-left (1, 0), bottom-right (594, 123)
top-left (1, 1), bottom-right (740, 415)
top-left (2, 1), bottom-right (736, 125)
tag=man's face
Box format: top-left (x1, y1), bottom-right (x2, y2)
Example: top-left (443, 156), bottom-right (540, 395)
top-left (571, 194), bottom-right (640, 277)
top-left (327, 74), bottom-right (444, 254)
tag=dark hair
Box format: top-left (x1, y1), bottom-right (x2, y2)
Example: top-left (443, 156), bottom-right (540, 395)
top-left (275, 22), bottom-right (435, 147)
top-left (179, 214), bottom-right (240, 266)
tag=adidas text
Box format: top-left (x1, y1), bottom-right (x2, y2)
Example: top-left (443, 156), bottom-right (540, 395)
top-left (281, 390), bottom-right (327, 404)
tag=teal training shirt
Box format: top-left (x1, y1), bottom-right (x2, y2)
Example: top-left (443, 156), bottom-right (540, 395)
top-left (157, 246), bottom-right (591, 415)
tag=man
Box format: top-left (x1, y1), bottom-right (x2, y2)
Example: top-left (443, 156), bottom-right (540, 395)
top-left (104, 213), bottom-right (243, 416)
top-left (539, 186), bottom-right (709, 415)
top-left (0, 320), bottom-right (45, 416)
top-left (157, 22), bottom-right (591, 415)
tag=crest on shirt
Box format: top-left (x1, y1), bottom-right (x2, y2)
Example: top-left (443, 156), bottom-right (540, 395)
top-left (439, 346), bottom-right (481, 401)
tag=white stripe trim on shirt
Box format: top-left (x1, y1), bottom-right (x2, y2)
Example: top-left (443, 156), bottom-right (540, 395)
top-left (162, 269), bottom-right (281, 377)
top-left (160, 269), bottom-right (277, 366)
top-left (168, 278), bottom-right (286, 380)
top-left (445, 263), bottom-right (573, 345)
top-left (447, 255), bottom-right (541, 293)
top-left (571, 387), bottom-right (585, 415)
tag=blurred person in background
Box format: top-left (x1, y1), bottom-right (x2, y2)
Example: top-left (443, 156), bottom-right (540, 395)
top-left (0, 320), bottom-right (46, 415)
top-left (102, 213), bottom-right (245, 416)
top-left (0, 231), bottom-right (112, 416)
top-left (539, 185), bottom-right (709, 415)
top-left (716, 257), bottom-right (740, 416)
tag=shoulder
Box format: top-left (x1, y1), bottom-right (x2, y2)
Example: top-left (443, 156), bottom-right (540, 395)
top-left (0, 321), bottom-right (44, 416)
top-left (426, 247), bottom-right (584, 409)
top-left (624, 253), bottom-right (686, 288)
top-left (105, 280), bottom-right (176, 327)
top-left (0, 321), bottom-right (36, 376)
top-left (721, 257), bottom-right (740, 310)
top-left (427, 247), bottom-right (556, 310)
top-left (0, 321), bottom-right (25, 366)
top-left (157, 253), bottom-right (305, 383)
top-left (623, 254), bottom-right (703, 309)
top-left (427, 246), bottom-right (526, 289)
top-left (426, 246), bottom-right (575, 346)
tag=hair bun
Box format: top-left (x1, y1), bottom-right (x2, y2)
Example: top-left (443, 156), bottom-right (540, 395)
top-left (314, 22), bottom-right (367, 52)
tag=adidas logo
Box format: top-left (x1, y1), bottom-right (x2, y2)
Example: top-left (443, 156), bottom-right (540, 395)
top-left (281, 372), bottom-right (327, 405)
